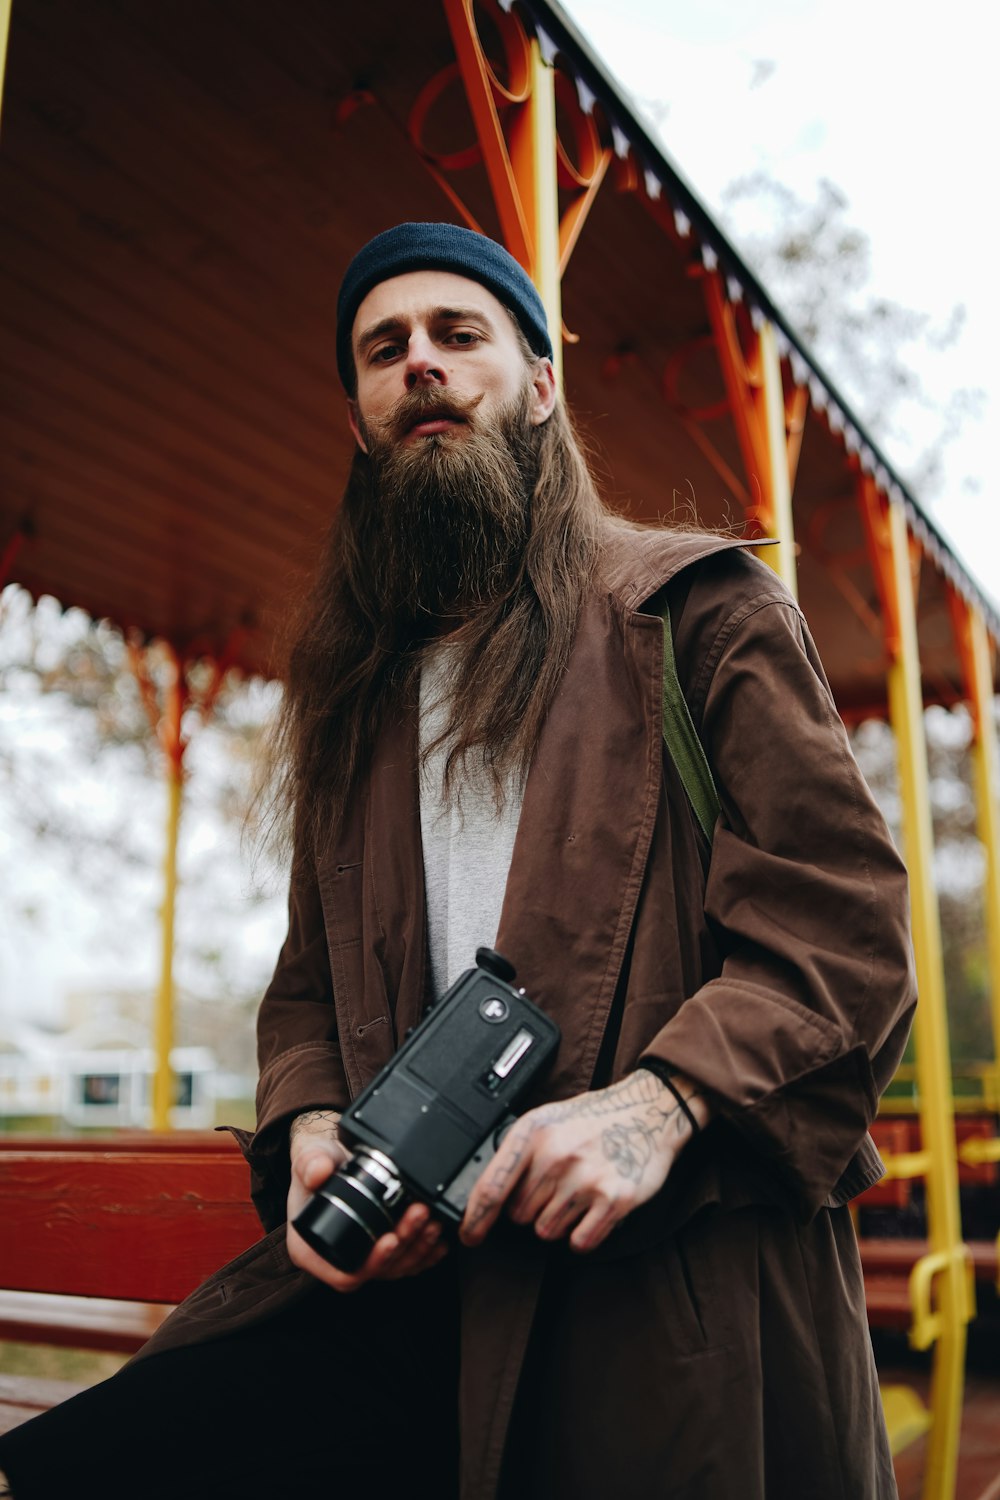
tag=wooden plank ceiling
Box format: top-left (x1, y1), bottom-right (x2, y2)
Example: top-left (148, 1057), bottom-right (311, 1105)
top-left (0, 0), bottom-right (983, 710)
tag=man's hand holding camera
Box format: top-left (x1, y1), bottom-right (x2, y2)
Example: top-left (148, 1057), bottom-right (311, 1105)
top-left (286, 1066), bottom-right (711, 1290)
top-left (287, 1109), bottom-right (447, 1292)
top-left (460, 1068), bottom-right (711, 1253)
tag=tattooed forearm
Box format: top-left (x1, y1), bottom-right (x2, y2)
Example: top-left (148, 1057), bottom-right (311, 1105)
top-left (290, 1109), bottom-right (342, 1143)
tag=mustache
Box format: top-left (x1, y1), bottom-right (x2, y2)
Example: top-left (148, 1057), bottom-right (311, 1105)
top-left (363, 386), bottom-right (486, 442)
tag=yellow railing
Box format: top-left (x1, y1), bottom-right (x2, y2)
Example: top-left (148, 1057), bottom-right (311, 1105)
top-left (907, 1247), bottom-right (976, 1352)
top-left (879, 1062), bottom-right (1000, 1115)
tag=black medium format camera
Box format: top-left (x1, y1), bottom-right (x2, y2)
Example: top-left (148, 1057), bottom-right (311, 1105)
top-left (292, 948), bottom-right (560, 1273)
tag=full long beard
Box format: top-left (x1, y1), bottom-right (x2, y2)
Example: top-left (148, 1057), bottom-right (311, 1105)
top-left (355, 382), bottom-right (539, 630)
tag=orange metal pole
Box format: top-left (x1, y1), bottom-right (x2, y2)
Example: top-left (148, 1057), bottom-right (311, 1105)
top-left (703, 273), bottom-right (761, 504)
top-left (703, 274), bottom-right (799, 594)
top-left (558, 148), bottom-right (612, 275)
top-left (442, 0), bottom-right (533, 271)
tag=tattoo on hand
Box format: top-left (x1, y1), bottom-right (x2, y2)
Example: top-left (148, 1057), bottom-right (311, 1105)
top-left (601, 1101), bottom-right (680, 1183)
top-left (603, 1121), bottom-right (653, 1183)
top-left (538, 1073), bottom-right (703, 1187)
top-left (464, 1126), bottom-right (533, 1235)
top-left (465, 1072), bottom-right (705, 1238)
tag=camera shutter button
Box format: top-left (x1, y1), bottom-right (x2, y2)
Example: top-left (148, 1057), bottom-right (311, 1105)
top-left (475, 948), bottom-right (516, 983)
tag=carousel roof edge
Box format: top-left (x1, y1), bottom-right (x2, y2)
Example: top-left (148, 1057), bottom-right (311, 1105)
top-left (520, 0), bottom-right (999, 636)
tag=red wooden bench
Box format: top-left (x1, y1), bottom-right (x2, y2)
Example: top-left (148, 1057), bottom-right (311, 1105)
top-left (860, 1238), bottom-right (999, 1331)
top-left (858, 1120), bottom-right (914, 1209)
top-left (860, 1115), bottom-right (1000, 1198)
top-left (0, 1133), bottom-right (262, 1435)
top-left (857, 1116), bottom-right (1000, 1330)
top-left (1, 1129), bottom-right (996, 1429)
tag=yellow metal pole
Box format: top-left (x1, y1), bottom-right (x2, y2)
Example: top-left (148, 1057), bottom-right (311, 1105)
top-left (152, 650), bottom-right (184, 1132)
top-left (879, 496), bottom-right (967, 1500)
top-left (0, 0), bottom-right (11, 135)
top-left (523, 39), bottom-right (562, 390)
top-left (758, 321), bottom-right (798, 599)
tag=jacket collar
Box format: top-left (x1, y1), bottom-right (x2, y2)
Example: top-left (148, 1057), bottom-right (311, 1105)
top-left (597, 519), bottom-right (775, 614)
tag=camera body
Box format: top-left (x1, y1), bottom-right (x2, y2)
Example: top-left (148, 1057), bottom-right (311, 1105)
top-left (292, 948), bottom-right (560, 1272)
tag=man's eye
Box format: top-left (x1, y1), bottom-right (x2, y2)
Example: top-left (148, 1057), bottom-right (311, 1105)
top-left (371, 343), bottom-right (402, 363)
top-left (447, 331), bottom-right (479, 346)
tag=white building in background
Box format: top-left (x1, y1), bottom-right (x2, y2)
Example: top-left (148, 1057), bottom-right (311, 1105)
top-left (61, 1047), bottom-right (217, 1130)
top-left (0, 1011), bottom-right (217, 1129)
top-left (0, 1019), bottom-right (60, 1119)
top-left (0, 982), bottom-right (256, 1129)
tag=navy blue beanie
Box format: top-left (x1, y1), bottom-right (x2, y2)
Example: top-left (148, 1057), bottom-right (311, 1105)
top-left (336, 222), bottom-right (553, 390)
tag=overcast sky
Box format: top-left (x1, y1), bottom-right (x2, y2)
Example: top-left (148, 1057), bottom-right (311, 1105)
top-left (562, 0), bottom-right (996, 606)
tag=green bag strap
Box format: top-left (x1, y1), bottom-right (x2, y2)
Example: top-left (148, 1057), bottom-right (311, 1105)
top-left (658, 596), bottom-right (721, 845)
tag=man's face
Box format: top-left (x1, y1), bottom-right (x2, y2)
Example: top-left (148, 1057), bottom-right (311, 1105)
top-left (347, 269), bottom-right (555, 451)
top-left (340, 270), bottom-right (556, 629)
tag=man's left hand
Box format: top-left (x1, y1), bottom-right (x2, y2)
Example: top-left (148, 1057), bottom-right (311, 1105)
top-left (459, 1067), bottom-right (710, 1253)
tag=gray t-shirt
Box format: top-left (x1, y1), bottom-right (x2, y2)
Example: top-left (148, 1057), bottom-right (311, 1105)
top-left (418, 645), bottom-right (523, 997)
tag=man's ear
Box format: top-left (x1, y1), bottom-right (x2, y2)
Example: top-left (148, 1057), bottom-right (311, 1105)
top-left (529, 359), bottom-right (558, 427)
top-left (347, 400), bottom-right (368, 454)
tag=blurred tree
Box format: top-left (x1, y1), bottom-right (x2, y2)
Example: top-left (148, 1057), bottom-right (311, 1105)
top-left (0, 584), bottom-right (285, 1043)
top-left (719, 173), bottom-right (984, 500)
top-left (851, 706), bottom-right (996, 1071)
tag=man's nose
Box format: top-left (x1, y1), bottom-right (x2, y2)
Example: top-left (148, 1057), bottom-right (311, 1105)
top-left (404, 333), bottom-right (446, 388)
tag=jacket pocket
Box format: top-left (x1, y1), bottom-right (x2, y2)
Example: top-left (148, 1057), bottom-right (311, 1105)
top-left (644, 1209), bottom-right (721, 1355)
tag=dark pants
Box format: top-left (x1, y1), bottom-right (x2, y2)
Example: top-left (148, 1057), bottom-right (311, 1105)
top-left (0, 1265), bottom-right (460, 1500)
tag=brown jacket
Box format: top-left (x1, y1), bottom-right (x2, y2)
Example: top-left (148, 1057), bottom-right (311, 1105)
top-left (142, 525), bottom-right (914, 1498)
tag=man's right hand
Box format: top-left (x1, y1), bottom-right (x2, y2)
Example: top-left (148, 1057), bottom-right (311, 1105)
top-left (285, 1109), bottom-right (449, 1293)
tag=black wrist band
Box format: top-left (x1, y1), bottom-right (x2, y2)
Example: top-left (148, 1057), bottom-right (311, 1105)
top-left (661, 1076), bottom-right (701, 1137)
top-left (637, 1061), bottom-right (701, 1136)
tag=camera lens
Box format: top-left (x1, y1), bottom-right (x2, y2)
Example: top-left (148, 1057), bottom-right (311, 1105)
top-left (292, 1151), bottom-right (407, 1274)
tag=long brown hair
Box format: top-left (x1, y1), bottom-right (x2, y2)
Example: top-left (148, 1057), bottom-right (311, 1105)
top-left (266, 394), bottom-right (608, 868)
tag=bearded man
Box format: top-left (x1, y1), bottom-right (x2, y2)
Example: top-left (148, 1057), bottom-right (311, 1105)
top-left (0, 224), bottom-right (914, 1500)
